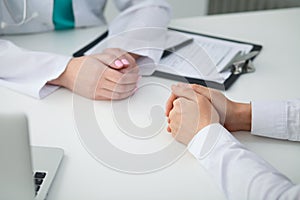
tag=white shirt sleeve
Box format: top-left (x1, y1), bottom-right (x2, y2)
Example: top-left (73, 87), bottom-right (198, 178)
top-left (188, 123), bottom-right (300, 200)
top-left (108, 0), bottom-right (172, 75)
top-left (0, 40), bottom-right (71, 99)
top-left (251, 99), bottom-right (300, 141)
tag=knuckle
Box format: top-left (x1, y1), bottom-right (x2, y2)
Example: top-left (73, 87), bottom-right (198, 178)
top-left (191, 84), bottom-right (204, 91)
top-left (116, 84), bottom-right (125, 92)
top-left (102, 48), bottom-right (113, 55)
top-left (173, 99), bottom-right (180, 107)
top-left (114, 48), bottom-right (125, 56)
top-left (191, 84), bottom-right (199, 90)
top-left (197, 95), bottom-right (208, 104)
top-left (110, 86), bottom-right (118, 94)
top-left (177, 98), bottom-right (188, 107)
top-left (169, 123), bottom-right (176, 132)
top-left (119, 91), bottom-right (131, 99)
top-left (118, 74), bottom-right (129, 83)
top-left (122, 74), bottom-right (138, 83)
top-left (113, 48), bottom-right (123, 52)
top-left (112, 71), bottom-right (123, 81)
top-left (102, 53), bottom-right (117, 64)
top-left (116, 84), bottom-right (129, 92)
top-left (102, 68), bottom-right (111, 77)
top-left (169, 109), bottom-right (176, 119)
top-left (112, 92), bottom-right (121, 99)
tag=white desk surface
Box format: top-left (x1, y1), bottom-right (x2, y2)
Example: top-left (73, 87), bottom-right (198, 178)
top-left (1, 8), bottom-right (300, 200)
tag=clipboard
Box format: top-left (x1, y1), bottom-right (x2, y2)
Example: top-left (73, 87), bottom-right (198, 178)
top-left (73, 28), bottom-right (262, 90)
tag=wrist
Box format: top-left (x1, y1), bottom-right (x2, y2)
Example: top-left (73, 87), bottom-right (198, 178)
top-left (48, 57), bottom-right (81, 91)
top-left (225, 102), bottom-right (251, 131)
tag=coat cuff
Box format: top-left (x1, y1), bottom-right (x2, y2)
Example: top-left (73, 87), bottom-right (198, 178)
top-left (251, 100), bottom-right (287, 139)
top-left (188, 123), bottom-right (226, 160)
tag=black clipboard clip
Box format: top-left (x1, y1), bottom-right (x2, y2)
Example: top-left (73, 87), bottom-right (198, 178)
top-left (222, 51), bottom-right (260, 75)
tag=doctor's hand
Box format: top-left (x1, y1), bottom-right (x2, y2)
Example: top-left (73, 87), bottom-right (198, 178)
top-left (165, 83), bottom-right (220, 145)
top-left (187, 84), bottom-right (251, 132)
top-left (49, 48), bottom-right (140, 100)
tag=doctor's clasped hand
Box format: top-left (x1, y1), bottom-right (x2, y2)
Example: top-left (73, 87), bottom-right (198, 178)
top-left (48, 48), bottom-right (140, 100)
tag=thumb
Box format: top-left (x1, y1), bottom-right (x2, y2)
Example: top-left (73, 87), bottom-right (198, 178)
top-left (191, 84), bottom-right (212, 101)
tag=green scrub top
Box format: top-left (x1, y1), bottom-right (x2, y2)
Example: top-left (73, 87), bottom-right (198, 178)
top-left (53, 0), bottom-right (75, 30)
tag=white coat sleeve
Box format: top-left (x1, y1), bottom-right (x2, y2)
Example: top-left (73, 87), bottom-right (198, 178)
top-left (108, 0), bottom-right (172, 75)
top-left (0, 40), bottom-right (71, 99)
top-left (188, 123), bottom-right (300, 200)
top-left (251, 99), bottom-right (300, 141)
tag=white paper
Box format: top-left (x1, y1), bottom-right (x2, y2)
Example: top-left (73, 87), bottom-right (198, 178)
top-left (157, 31), bottom-right (253, 84)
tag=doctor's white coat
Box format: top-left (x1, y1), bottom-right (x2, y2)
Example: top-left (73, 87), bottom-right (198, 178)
top-left (0, 0), bottom-right (171, 98)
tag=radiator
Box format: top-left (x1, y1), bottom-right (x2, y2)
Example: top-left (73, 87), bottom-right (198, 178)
top-left (208, 0), bottom-right (300, 14)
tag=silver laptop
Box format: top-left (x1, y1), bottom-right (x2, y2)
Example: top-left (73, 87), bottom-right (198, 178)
top-left (0, 113), bottom-right (64, 200)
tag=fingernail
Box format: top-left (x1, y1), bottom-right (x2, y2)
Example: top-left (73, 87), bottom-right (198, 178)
top-left (121, 59), bottom-right (129, 65)
top-left (133, 87), bottom-right (138, 93)
top-left (138, 76), bottom-right (142, 81)
top-left (114, 60), bottom-right (123, 68)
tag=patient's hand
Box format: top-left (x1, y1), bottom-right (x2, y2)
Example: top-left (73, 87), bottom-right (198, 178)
top-left (49, 48), bottom-right (140, 100)
top-left (166, 83), bottom-right (219, 145)
top-left (189, 84), bottom-right (251, 132)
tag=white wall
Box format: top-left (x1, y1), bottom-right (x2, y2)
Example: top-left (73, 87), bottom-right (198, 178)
top-left (104, 0), bottom-right (208, 23)
top-left (167, 0), bottom-right (208, 18)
